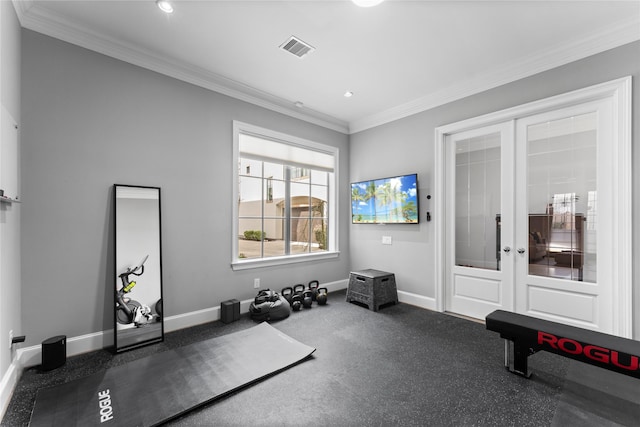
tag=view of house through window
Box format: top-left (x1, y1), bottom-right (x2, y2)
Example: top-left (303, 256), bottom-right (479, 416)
top-left (234, 125), bottom-right (336, 264)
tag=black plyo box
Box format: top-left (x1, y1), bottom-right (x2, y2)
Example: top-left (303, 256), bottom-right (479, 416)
top-left (346, 269), bottom-right (398, 312)
top-left (221, 299), bottom-right (240, 324)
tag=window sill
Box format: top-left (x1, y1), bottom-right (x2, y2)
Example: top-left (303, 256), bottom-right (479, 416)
top-left (231, 251), bottom-right (340, 271)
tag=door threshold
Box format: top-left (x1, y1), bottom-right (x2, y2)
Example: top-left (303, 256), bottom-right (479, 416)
top-left (444, 311), bottom-right (486, 324)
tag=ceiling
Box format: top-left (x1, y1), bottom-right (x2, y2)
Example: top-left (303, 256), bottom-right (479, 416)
top-left (13, 0), bottom-right (640, 134)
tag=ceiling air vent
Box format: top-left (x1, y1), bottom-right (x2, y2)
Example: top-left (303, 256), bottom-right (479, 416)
top-left (280, 36), bottom-right (315, 58)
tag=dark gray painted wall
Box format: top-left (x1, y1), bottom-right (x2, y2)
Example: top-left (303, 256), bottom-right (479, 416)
top-left (350, 40), bottom-right (640, 338)
top-left (20, 30), bottom-right (350, 346)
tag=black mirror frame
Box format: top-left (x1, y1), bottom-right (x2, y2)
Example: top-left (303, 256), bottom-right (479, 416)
top-left (113, 184), bottom-right (164, 353)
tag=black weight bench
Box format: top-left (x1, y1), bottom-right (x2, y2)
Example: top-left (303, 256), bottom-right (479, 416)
top-left (486, 310), bottom-right (640, 379)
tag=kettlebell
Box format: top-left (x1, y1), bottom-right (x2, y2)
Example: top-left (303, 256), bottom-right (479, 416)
top-left (308, 280), bottom-right (320, 301)
top-left (302, 290), bottom-right (313, 308)
top-left (293, 284), bottom-right (305, 299)
top-left (281, 287), bottom-right (293, 304)
top-left (316, 287), bottom-right (328, 306)
top-left (291, 294), bottom-right (302, 312)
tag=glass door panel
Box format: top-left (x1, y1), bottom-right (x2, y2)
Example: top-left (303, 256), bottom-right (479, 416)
top-left (455, 132), bottom-right (501, 270)
top-left (526, 112), bottom-right (597, 282)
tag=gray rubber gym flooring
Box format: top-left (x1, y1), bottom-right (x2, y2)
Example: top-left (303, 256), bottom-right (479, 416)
top-left (2, 289), bottom-right (639, 426)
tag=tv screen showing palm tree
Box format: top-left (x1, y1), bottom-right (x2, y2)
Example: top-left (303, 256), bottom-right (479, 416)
top-left (351, 173), bottom-right (419, 224)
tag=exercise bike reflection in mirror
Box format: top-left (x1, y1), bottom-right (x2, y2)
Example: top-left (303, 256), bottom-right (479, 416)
top-left (116, 255), bottom-right (160, 327)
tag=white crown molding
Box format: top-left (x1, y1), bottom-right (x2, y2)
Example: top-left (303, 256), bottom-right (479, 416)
top-left (349, 15), bottom-right (640, 134)
top-left (13, 1), bottom-right (640, 135)
top-left (13, 1), bottom-right (349, 134)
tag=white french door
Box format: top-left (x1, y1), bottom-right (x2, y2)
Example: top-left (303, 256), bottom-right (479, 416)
top-left (438, 77), bottom-right (632, 337)
top-left (514, 99), bottom-right (614, 332)
top-left (445, 122), bottom-right (514, 319)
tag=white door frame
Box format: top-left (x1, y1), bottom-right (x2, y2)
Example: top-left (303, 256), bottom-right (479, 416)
top-left (434, 76), bottom-right (632, 337)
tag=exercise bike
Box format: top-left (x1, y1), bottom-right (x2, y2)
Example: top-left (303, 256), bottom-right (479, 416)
top-left (116, 255), bottom-right (156, 327)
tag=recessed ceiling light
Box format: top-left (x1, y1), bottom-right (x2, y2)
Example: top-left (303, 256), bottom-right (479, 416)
top-left (352, 0), bottom-right (384, 7)
top-left (344, 91), bottom-right (354, 98)
top-left (156, 0), bottom-right (173, 14)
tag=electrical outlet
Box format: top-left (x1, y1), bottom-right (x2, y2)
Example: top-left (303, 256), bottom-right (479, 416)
top-left (382, 236), bottom-right (392, 245)
top-left (254, 278), bottom-right (260, 289)
top-left (9, 330), bottom-right (13, 349)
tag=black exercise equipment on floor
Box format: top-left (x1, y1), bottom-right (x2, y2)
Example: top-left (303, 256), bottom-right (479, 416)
top-left (316, 287), bottom-right (328, 305)
top-left (308, 280), bottom-right (319, 301)
top-left (486, 310), bottom-right (640, 379)
top-left (249, 289), bottom-right (290, 321)
top-left (29, 323), bottom-right (315, 427)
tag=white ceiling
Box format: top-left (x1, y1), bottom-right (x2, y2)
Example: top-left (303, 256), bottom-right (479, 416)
top-left (13, 0), bottom-right (640, 133)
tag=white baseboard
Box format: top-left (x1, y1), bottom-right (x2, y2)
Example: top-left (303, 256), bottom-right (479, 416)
top-left (16, 278), bottom-right (350, 369)
top-left (0, 276), bottom-right (355, 420)
top-left (0, 357), bottom-right (21, 422)
top-left (397, 289), bottom-right (437, 311)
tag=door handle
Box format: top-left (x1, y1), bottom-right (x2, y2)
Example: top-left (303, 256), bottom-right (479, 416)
top-left (517, 248), bottom-right (526, 254)
top-left (503, 246), bottom-right (511, 253)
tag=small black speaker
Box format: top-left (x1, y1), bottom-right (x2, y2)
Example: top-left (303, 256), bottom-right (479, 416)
top-left (41, 335), bottom-right (66, 371)
top-left (221, 299), bottom-right (240, 324)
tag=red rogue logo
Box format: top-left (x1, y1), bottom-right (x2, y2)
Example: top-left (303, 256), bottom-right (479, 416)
top-left (537, 331), bottom-right (639, 371)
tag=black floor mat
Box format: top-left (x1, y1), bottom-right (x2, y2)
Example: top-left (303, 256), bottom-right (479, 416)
top-left (29, 323), bottom-right (315, 427)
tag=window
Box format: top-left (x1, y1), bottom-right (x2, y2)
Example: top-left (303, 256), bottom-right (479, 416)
top-left (232, 122), bottom-right (339, 270)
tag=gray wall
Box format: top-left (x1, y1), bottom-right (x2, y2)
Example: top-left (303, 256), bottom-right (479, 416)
top-left (0, 0), bottom-right (22, 390)
top-left (20, 30), bottom-right (350, 346)
top-left (16, 29), bottom-right (640, 349)
top-left (350, 40), bottom-right (640, 338)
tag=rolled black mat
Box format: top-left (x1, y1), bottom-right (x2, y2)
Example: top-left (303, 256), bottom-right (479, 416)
top-left (29, 322), bottom-right (315, 426)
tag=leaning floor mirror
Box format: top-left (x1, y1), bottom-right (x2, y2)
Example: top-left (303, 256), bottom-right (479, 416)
top-left (113, 184), bottom-right (164, 352)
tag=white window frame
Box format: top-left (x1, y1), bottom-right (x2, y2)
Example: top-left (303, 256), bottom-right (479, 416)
top-left (231, 121), bottom-right (339, 271)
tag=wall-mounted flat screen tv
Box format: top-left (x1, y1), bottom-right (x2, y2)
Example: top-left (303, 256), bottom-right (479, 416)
top-left (351, 173), bottom-right (419, 224)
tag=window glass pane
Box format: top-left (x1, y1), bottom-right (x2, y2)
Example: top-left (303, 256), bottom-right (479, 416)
top-left (264, 162), bottom-right (284, 180)
top-left (311, 170), bottom-right (328, 185)
top-left (311, 185), bottom-right (327, 218)
top-left (310, 217), bottom-right (328, 252)
top-left (291, 204), bottom-right (311, 244)
top-left (262, 219), bottom-right (286, 258)
top-left (238, 218), bottom-right (263, 260)
top-left (264, 179), bottom-right (285, 214)
top-left (238, 176), bottom-right (262, 217)
top-left (291, 167), bottom-right (310, 182)
top-left (239, 158), bottom-right (262, 177)
top-left (290, 203), bottom-right (311, 251)
top-left (290, 182), bottom-right (310, 216)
